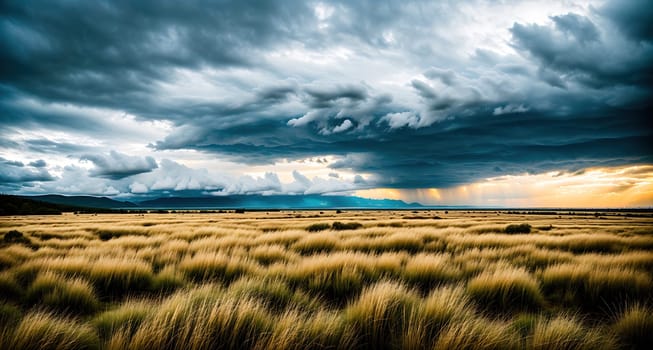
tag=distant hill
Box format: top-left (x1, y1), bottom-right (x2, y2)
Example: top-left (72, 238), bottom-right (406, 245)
top-left (23, 195), bottom-right (137, 209)
top-left (0, 195), bottom-right (90, 215)
top-left (137, 195), bottom-right (421, 209)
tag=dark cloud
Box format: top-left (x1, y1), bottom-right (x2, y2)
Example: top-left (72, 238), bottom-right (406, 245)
top-left (551, 13), bottom-right (599, 43)
top-left (510, 12), bottom-right (653, 89)
top-left (28, 159), bottom-right (46, 168)
top-left (0, 0), bottom-right (314, 110)
top-left (0, 157), bottom-right (54, 183)
top-left (0, 0), bottom-right (651, 195)
top-left (81, 151), bottom-right (158, 179)
top-left (598, 0), bottom-right (653, 42)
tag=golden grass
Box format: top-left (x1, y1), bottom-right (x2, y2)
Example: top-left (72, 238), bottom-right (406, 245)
top-left (467, 267), bottom-right (544, 311)
top-left (4, 311), bottom-right (99, 350)
top-left (0, 210), bottom-right (651, 349)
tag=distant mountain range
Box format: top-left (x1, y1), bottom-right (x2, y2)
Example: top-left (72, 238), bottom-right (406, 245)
top-left (138, 195), bottom-right (421, 209)
top-left (23, 195), bottom-right (137, 208)
top-left (13, 194), bottom-right (421, 210)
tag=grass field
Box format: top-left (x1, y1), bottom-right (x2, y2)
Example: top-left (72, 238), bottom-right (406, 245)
top-left (1, 210), bottom-right (652, 349)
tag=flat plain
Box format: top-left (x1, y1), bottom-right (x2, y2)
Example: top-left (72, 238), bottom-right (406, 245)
top-left (1, 210), bottom-right (652, 349)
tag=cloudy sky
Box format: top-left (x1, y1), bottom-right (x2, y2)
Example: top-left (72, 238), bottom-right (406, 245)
top-left (1, 0), bottom-right (652, 207)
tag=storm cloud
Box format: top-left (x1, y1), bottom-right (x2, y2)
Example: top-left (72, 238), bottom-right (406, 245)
top-left (1, 0), bottom-right (651, 197)
top-left (81, 151), bottom-right (158, 179)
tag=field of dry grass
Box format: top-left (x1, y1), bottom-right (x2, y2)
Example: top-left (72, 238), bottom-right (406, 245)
top-left (1, 210), bottom-right (652, 349)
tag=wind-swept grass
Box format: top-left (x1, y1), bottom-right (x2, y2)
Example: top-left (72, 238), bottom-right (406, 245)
top-left (93, 299), bottom-right (154, 340)
top-left (612, 304), bottom-right (653, 350)
top-left (26, 271), bottom-right (99, 315)
top-left (125, 286), bottom-right (274, 350)
top-left (467, 267), bottom-right (544, 311)
top-left (4, 311), bottom-right (100, 350)
top-left (344, 280), bottom-right (419, 349)
top-left (0, 211), bottom-right (651, 349)
top-left (530, 314), bottom-right (616, 349)
top-left (540, 263), bottom-right (652, 312)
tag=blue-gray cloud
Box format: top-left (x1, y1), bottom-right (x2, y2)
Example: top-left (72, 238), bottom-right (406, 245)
top-left (1, 0), bottom-right (651, 194)
top-left (81, 151), bottom-right (158, 180)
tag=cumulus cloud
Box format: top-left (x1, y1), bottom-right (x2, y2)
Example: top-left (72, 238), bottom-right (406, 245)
top-left (0, 157), bottom-right (54, 184)
top-left (81, 151), bottom-right (158, 179)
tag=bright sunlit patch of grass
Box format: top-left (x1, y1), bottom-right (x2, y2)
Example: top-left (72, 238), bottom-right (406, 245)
top-left (403, 253), bottom-right (461, 289)
top-left (5, 311), bottom-right (100, 350)
top-left (344, 280), bottom-right (419, 349)
top-left (467, 267), bottom-right (544, 311)
top-left (530, 314), bottom-right (616, 349)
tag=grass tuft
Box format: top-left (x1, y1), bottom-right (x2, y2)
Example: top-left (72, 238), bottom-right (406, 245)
top-left (612, 304), bottom-right (653, 350)
top-left (26, 271), bottom-right (99, 315)
top-left (344, 280), bottom-right (419, 349)
top-left (467, 267), bottom-right (544, 311)
top-left (6, 311), bottom-right (100, 350)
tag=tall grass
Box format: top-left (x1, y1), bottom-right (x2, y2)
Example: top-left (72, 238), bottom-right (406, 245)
top-left (540, 263), bottom-right (652, 311)
top-left (467, 267), bottom-right (544, 311)
top-left (1, 211), bottom-right (651, 349)
top-left (344, 280), bottom-right (419, 349)
top-left (26, 271), bottom-right (99, 315)
top-left (612, 304), bottom-right (653, 349)
top-left (5, 311), bottom-right (100, 350)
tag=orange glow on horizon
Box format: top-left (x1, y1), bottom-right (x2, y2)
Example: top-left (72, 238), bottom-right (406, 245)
top-left (355, 165), bottom-right (653, 207)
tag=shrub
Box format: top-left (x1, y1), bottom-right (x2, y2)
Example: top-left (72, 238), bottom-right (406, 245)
top-left (26, 272), bottom-right (99, 315)
top-left (3, 230), bottom-right (30, 244)
top-left (306, 223), bottom-right (330, 232)
top-left (331, 221), bottom-right (363, 230)
top-left (467, 268), bottom-right (544, 311)
top-left (505, 224), bottom-right (531, 234)
top-left (6, 311), bottom-right (100, 350)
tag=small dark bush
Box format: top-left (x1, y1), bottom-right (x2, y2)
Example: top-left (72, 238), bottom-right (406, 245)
top-left (306, 223), bottom-right (331, 232)
top-left (331, 222), bottom-right (363, 230)
top-left (505, 223), bottom-right (531, 234)
top-left (3, 230), bottom-right (30, 244)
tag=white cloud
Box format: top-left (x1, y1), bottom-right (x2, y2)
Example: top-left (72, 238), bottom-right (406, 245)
top-left (493, 104), bottom-right (530, 115)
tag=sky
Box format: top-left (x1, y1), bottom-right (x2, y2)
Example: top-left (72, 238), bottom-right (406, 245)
top-left (1, 0), bottom-right (652, 207)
